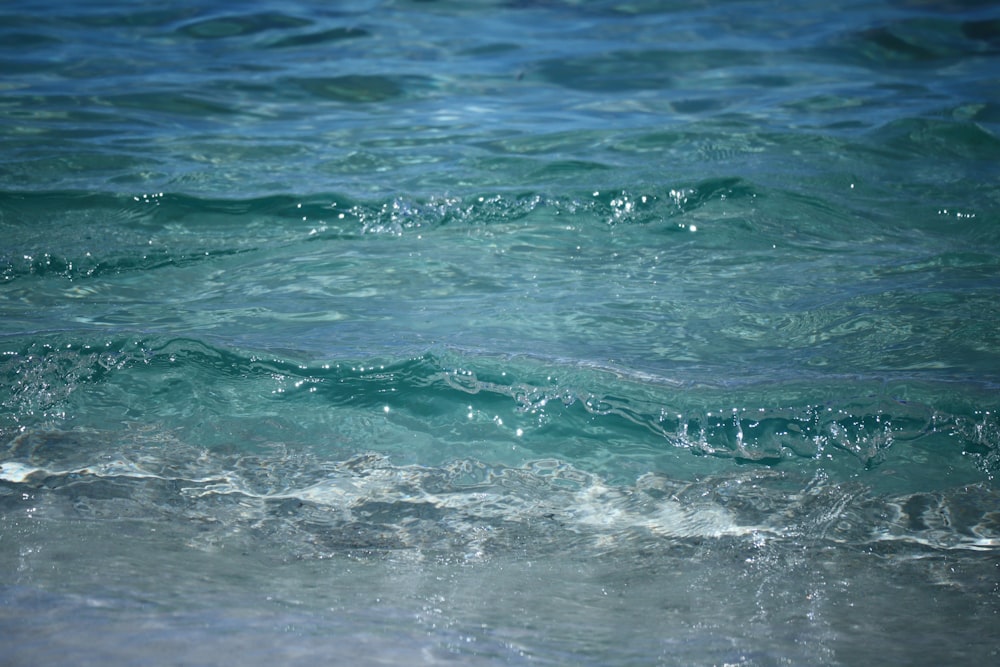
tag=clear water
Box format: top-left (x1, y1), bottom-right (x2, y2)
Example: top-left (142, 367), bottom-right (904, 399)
top-left (2, 1), bottom-right (1000, 665)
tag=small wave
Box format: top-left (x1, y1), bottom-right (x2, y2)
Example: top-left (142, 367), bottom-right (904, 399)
top-left (173, 12), bottom-right (312, 40)
top-left (2, 336), bottom-right (998, 479)
top-left (0, 182), bottom-right (755, 284)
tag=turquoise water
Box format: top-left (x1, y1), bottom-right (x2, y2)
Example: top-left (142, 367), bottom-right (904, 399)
top-left (2, 1), bottom-right (1000, 665)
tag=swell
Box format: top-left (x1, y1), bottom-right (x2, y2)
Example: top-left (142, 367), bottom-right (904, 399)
top-left (1, 174), bottom-right (931, 282)
top-left (2, 335), bottom-right (997, 479)
top-left (0, 190), bottom-right (336, 283)
top-left (0, 182), bottom-right (757, 283)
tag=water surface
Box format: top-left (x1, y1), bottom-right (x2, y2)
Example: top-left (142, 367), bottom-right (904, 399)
top-left (2, 1), bottom-right (999, 665)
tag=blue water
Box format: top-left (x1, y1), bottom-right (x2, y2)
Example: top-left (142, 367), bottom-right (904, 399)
top-left (2, 1), bottom-right (1000, 665)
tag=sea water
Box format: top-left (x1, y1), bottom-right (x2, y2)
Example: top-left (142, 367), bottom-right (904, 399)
top-left (1, 1), bottom-right (999, 665)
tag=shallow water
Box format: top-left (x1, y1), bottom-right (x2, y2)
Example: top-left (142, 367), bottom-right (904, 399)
top-left (2, 1), bottom-right (1000, 665)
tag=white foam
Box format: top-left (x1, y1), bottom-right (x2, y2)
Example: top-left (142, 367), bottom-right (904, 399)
top-left (0, 461), bottom-right (41, 484)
